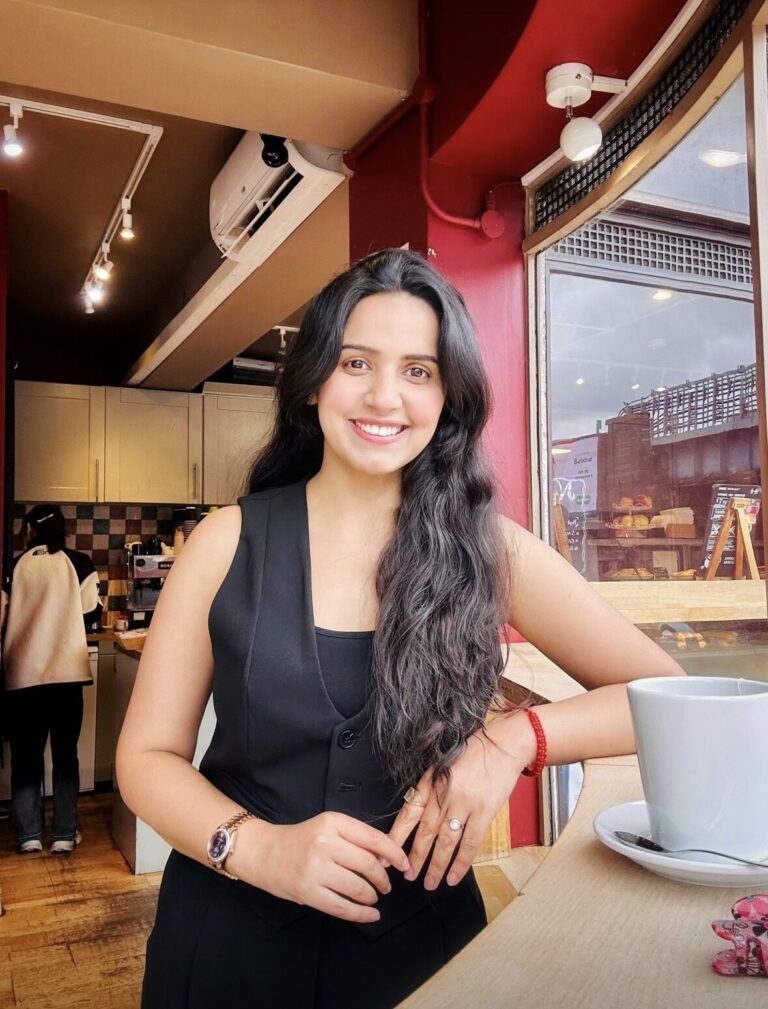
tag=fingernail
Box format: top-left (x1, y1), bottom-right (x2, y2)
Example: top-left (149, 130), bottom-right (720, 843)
top-left (424, 874), bottom-right (436, 891)
top-left (378, 857), bottom-right (390, 867)
top-left (447, 872), bottom-right (458, 886)
top-left (382, 885), bottom-right (392, 895)
top-left (369, 910), bottom-right (380, 922)
top-left (401, 858), bottom-right (411, 873)
top-left (404, 868), bottom-right (416, 882)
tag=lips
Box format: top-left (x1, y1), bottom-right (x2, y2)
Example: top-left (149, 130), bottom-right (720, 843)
top-left (350, 419), bottom-right (408, 443)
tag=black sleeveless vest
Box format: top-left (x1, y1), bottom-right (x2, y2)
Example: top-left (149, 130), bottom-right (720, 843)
top-left (199, 480), bottom-right (476, 937)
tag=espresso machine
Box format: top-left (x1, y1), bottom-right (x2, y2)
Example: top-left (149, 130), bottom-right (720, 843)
top-left (126, 553), bottom-right (175, 627)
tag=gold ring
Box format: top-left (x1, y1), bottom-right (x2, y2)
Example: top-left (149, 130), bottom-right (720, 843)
top-left (404, 787), bottom-right (426, 807)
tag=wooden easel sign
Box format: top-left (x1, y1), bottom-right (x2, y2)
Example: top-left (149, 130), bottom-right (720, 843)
top-left (703, 492), bottom-right (761, 580)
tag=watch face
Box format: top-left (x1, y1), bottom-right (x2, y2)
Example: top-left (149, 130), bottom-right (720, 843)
top-left (207, 828), bottom-right (230, 863)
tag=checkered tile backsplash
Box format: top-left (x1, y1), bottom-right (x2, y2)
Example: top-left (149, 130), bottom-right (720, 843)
top-left (13, 502), bottom-right (179, 626)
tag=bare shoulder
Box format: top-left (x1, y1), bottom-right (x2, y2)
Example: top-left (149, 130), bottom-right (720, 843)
top-left (161, 505), bottom-right (242, 602)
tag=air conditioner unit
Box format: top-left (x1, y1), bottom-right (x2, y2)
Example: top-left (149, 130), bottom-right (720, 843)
top-left (210, 133), bottom-right (345, 263)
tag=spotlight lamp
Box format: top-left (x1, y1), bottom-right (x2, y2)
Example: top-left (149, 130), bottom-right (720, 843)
top-left (545, 63), bottom-right (627, 164)
top-left (120, 197), bottom-right (135, 240)
top-left (95, 243), bottom-right (114, 282)
top-left (2, 101), bottom-right (24, 157)
top-left (85, 279), bottom-right (106, 305)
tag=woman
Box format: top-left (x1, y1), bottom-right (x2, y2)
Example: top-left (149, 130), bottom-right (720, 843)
top-left (118, 249), bottom-right (681, 1009)
top-left (3, 504), bottom-right (101, 853)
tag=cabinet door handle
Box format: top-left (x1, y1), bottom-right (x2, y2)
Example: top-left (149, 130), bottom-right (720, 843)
top-left (95, 459), bottom-right (100, 502)
top-left (193, 462), bottom-right (199, 501)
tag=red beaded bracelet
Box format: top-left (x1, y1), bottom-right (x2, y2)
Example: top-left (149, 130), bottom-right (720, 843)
top-left (520, 707), bottom-right (547, 777)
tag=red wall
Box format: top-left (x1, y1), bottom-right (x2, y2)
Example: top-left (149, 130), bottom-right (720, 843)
top-left (348, 109), bottom-right (427, 262)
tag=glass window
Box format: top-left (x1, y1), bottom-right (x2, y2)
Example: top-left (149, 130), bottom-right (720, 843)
top-left (540, 75), bottom-right (768, 669)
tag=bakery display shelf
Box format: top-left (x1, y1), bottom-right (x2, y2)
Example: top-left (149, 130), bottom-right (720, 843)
top-left (590, 536), bottom-right (704, 547)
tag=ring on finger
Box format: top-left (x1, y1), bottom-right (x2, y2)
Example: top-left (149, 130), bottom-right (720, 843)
top-left (404, 787), bottom-right (426, 807)
top-left (447, 817), bottom-right (464, 832)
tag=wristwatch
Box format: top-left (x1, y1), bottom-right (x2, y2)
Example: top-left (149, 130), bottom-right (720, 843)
top-left (206, 810), bottom-right (257, 879)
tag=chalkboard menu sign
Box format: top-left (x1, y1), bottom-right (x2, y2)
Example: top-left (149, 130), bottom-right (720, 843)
top-left (701, 484), bottom-right (761, 577)
top-left (554, 477), bottom-right (588, 577)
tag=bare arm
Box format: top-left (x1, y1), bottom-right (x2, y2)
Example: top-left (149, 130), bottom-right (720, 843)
top-left (504, 519), bottom-right (684, 766)
top-left (116, 507), bottom-right (409, 922)
top-left (116, 506), bottom-right (253, 860)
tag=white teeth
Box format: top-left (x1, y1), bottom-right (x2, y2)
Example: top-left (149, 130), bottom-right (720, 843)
top-left (354, 422), bottom-right (404, 437)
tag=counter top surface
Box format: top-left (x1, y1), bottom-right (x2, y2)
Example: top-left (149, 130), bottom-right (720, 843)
top-left (399, 652), bottom-right (763, 1009)
top-left (400, 757), bottom-right (759, 1009)
top-left (114, 640), bottom-right (144, 659)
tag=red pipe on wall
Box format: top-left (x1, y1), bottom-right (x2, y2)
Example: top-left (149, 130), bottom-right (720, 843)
top-left (345, 0), bottom-right (505, 239)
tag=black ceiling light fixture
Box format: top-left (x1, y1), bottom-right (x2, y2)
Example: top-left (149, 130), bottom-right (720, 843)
top-left (259, 133), bottom-right (289, 168)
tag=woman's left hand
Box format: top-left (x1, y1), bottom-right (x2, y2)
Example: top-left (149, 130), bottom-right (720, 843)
top-left (388, 710), bottom-right (537, 890)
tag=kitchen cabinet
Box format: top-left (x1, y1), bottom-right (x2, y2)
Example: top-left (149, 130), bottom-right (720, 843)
top-left (104, 387), bottom-right (203, 504)
top-left (15, 381), bottom-right (105, 502)
top-left (203, 383), bottom-right (275, 504)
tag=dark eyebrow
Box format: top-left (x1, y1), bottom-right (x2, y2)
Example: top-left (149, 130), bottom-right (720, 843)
top-left (341, 343), bottom-right (439, 366)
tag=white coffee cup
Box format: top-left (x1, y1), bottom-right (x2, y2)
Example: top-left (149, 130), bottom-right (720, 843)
top-left (627, 676), bottom-right (768, 861)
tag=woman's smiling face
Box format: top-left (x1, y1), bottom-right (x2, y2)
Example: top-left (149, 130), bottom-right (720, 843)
top-left (315, 291), bottom-right (445, 477)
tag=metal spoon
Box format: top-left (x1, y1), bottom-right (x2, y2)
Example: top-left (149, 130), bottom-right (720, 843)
top-left (614, 831), bottom-right (768, 869)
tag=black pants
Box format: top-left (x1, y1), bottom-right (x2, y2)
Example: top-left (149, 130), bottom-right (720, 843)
top-left (142, 850), bottom-right (487, 1009)
top-left (6, 683), bottom-right (84, 842)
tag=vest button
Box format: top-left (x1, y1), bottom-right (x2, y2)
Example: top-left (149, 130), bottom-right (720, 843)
top-left (338, 730), bottom-right (357, 749)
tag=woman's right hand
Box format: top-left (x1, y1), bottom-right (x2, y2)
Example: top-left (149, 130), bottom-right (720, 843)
top-left (230, 813), bottom-right (411, 924)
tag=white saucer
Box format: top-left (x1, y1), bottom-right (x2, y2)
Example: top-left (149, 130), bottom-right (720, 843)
top-left (593, 801), bottom-right (768, 888)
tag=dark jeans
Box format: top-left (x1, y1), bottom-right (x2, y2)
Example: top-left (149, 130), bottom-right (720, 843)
top-left (6, 683), bottom-right (84, 842)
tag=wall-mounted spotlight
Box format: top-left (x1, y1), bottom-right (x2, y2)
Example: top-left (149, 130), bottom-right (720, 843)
top-left (546, 63), bottom-right (626, 163)
top-left (2, 101), bottom-right (24, 157)
top-left (120, 196), bottom-right (135, 240)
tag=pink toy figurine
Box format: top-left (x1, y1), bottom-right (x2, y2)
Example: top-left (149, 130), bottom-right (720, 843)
top-left (711, 894), bottom-right (768, 977)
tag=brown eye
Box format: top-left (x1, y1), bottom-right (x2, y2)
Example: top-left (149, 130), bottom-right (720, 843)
top-left (344, 358), bottom-right (368, 370)
top-left (408, 366), bottom-right (429, 379)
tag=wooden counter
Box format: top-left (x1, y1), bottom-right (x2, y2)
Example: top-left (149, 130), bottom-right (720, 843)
top-left (399, 660), bottom-right (763, 1009)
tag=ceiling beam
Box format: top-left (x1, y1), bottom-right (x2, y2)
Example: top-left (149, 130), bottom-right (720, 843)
top-left (0, 0), bottom-right (417, 147)
top-left (133, 183), bottom-right (350, 391)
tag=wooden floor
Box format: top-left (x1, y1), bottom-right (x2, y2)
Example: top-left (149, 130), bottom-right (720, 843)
top-left (0, 793), bottom-right (545, 1008)
top-left (0, 793), bottom-right (161, 1009)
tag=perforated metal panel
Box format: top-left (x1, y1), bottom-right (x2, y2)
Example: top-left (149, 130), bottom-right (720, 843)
top-left (534, 0), bottom-right (751, 231)
top-left (621, 363), bottom-right (757, 442)
top-left (553, 219), bottom-right (752, 285)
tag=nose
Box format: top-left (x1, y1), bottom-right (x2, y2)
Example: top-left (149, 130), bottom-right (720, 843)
top-left (363, 368), bottom-right (402, 413)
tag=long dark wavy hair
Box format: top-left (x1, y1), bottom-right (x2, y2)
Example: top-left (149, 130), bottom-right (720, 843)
top-left (246, 249), bottom-right (509, 789)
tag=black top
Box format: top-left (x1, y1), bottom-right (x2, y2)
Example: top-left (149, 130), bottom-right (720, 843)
top-left (315, 628), bottom-right (372, 720)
